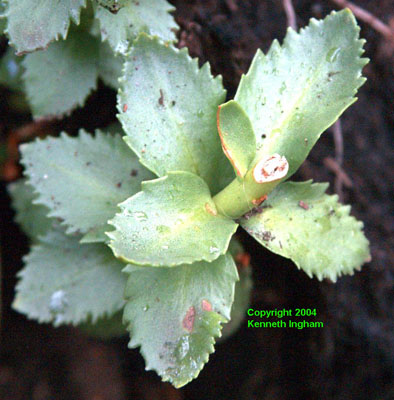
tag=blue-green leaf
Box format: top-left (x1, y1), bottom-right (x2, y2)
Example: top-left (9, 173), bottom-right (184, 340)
top-left (22, 29), bottom-right (99, 118)
top-left (123, 253), bottom-right (238, 387)
top-left (241, 180), bottom-right (371, 281)
top-left (118, 34), bottom-right (233, 195)
top-left (235, 10), bottom-right (368, 179)
top-left (20, 130), bottom-right (154, 237)
top-left (108, 171), bottom-right (238, 266)
top-left (8, 179), bottom-right (52, 240)
top-left (4, 0), bottom-right (86, 54)
top-left (13, 229), bottom-right (127, 326)
top-left (94, 0), bottom-right (177, 54)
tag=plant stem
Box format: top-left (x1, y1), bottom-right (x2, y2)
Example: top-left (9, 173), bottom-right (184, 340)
top-left (213, 169), bottom-right (280, 219)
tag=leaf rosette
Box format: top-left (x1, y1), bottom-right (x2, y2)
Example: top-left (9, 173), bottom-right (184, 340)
top-left (9, 9), bottom-right (371, 389)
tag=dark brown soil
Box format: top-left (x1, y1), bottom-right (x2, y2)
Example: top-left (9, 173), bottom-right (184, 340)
top-left (1, 1), bottom-right (393, 399)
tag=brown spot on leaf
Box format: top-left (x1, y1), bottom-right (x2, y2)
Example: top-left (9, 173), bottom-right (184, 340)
top-left (116, 182), bottom-right (122, 188)
top-left (123, 104), bottom-right (128, 112)
top-left (130, 169), bottom-right (138, 177)
top-left (252, 195), bottom-right (267, 206)
top-left (205, 202), bottom-right (217, 216)
top-left (202, 300), bottom-right (212, 312)
top-left (298, 200), bottom-right (309, 210)
top-left (182, 306), bottom-right (195, 332)
top-left (158, 89), bottom-right (164, 106)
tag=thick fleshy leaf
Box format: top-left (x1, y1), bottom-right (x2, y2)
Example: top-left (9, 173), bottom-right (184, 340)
top-left (8, 179), bottom-right (52, 240)
top-left (241, 181), bottom-right (371, 281)
top-left (235, 10), bottom-right (368, 179)
top-left (0, 47), bottom-right (24, 91)
top-left (217, 100), bottom-right (256, 177)
top-left (4, 0), bottom-right (86, 54)
top-left (118, 34), bottom-right (233, 195)
top-left (108, 171), bottom-right (238, 266)
top-left (221, 265), bottom-right (252, 341)
top-left (13, 229), bottom-right (127, 326)
top-left (80, 224), bottom-right (112, 244)
top-left (94, 0), bottom-right (177, 54)
top-left (123, 253), bottom-right (238, 387)
top-left (98, 40), bottom-right (124, 89)
top-left (22, 30), bottom-right (99, 118)
top-left (20, 130), bottom-right (154, 236)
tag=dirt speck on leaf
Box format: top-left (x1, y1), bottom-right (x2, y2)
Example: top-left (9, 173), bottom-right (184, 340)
top-left (158, 89), bottom-right (164, 106)
top-left (243, 206), bottom-right (263, 220)
top-left (259, 231), bottom-right (274, 242)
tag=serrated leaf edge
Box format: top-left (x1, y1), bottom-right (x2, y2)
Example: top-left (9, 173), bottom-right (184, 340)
top-left (94, 0), bottom-right (179, 54)
top-left (121, 260), bottom-right (234, 387)
top-left (106, 171), bottom-right (238, 266)
top-left (12, 238), bottom-right (126, 326)
top-left (3, 0), bottom-right (87, 55)
top-left (116, 32), bottom-right (226, 178)
top-left (236, 9), bottom-right (368, 178)
top-left (20, 130), bottom-right (124, 235)
top-left (21, 40), bottom-right (99, 119)
top-left (242, 180), bottom-right (371, 282)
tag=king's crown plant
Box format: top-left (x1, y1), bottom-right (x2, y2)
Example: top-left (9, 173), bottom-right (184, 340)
top-left (8, 8), bottom-right (370, 388)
